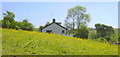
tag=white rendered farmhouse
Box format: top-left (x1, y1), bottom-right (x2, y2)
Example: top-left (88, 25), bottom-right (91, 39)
top-left (41, 19), bottom-right (67, 35)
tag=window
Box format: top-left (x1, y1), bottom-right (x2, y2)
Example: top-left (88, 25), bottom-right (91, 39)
top-left (46, 30), bottom-right (52, 33)
top-left (62, 30), bottom-right (65, 34)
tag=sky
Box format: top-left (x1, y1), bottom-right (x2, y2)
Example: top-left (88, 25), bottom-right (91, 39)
top-left (1, 2), bottom-right (118, 28)
top-left (1, 0), bottom-right (119, 2)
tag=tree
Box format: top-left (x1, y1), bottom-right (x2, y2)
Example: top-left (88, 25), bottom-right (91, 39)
top-left (0, 20), bottom-right (2, 28)
top-left (18, 19), bottom-right (34, 31)
top-left (95, 23), bottom-right (114, 40)
top-left (3, 11), bottom-right (15, 19)
top-left (74, 26), bottom-right (89, 39)
top-left (65, 5), bottom-right (90, 29)
top-left (38, 22), bottom-right (50, 32)
top-left (64, 18), bottom-right (73, 30)
top-left (96, 37), bottom-right (107, 43)
top-left (88, 28), bottom-right (97, 39)
top-left (2, 11), bottom-right (18, 29)
top-left (45, 22), bottom-right (50, 26)
top-left (39, 26), bottom-right (44, 32)
top-left (2, 11), bottom-right (35, 31)
top-left (23, 19), bottom-right (28, 23)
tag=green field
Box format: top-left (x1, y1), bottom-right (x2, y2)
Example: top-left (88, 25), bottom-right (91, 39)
top-left (2, 29), bottom-right (118, 55)
top-left (0, 29), bottom-right (1, 56)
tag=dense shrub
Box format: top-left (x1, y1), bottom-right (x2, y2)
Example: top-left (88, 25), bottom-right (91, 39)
top-left (2, 11), bottom-right (35, 31)
top-left (95, 23), bottom-right (114, 38)
top-left (74, 26), bottom-right (89, 39)
top-left (96, 37), bottom-right (107, 43)
top-left (88, 28), bottom-right (97, 39)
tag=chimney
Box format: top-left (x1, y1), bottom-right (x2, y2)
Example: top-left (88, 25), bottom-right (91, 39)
top-left (53, 18), bottom-right (55, 23)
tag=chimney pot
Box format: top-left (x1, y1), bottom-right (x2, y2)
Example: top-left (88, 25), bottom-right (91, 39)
top-left (53, 18), bottom-right (55, 23)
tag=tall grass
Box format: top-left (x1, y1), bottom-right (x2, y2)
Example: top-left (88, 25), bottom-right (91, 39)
top-left (0, 28), bottom-right (1, 56)
top-left (2, 29), bottom-right (118, 55)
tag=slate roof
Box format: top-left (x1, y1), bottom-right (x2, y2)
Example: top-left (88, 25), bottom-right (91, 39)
top-left (42, 20), bottom-right (67, 30)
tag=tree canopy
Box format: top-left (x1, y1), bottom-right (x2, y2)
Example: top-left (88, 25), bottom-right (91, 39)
top-left (2, 11), bottom-right (34, 31)
top-left (64, 5), bottom-right (90, 29)
top-left (74, 26), bottom-right (89, 39)
top-left (95, 23), bottom-right (114, 40)
top-left (2, 11), bottom-right (18, 29)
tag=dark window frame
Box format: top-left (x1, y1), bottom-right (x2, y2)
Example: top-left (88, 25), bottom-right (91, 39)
top-left (46, 30), bottom-right (52, 33)
top-left (62, 30), bottom-right (65, 34)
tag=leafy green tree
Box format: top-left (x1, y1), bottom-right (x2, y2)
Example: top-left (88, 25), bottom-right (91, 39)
top-left (95, 23), bottom-right (114, 40)
top-left (0, 20), bottom-right (2, 28)
top-left (2, 11), bottom-right (35, 31)
top-left (44, 22), bottom-right (50, 26)
top-left (65, 5), bottom-right (90, 29)
top-left (38, 22), bottom-right (50, 32)
top-left (39, 26), bottom-right (44, 32)
top-left (23, 19), bottom-right (28, 23)
top-left (18, 19), bottom-right (34, 31)
top-left (96, 37), bottom-right (107, 43)
top-left (38, 21), bottom-right (51, 32)
top-left (74, 26), bottom-right (89, 39)
top-left (88, 28), bottom-right (97, 39)
top-left (2, 11), bottom-right (18, 29)
top-left (64, 18), bottom-right (73, 30)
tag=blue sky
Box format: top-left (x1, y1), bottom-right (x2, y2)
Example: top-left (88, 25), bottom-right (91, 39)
top-left (1, 2), bottom-right (118, 28)
top-left (1, 0), bottom-right (119, 2)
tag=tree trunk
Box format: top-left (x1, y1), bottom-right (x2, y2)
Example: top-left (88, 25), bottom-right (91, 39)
top-left (73, 19), bottom-right (75, 30)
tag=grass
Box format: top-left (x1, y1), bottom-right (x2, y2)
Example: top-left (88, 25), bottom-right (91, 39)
top-left (0, 20), bottom-right (1, 56)
top-left (0, 29), bottom-right (2, 57)
top-left (2, 28), bottom-right (118, 55)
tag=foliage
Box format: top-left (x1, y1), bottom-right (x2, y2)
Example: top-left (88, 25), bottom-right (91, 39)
top-left (74, 26), bottom-right (89, 39)
top-left (95, 23), bottom-right (114, 40)
top-left (2, 11), bottom-right (35, 31)
top-left (34, 28), bottom-right (39, 32)
top-left (44, 22), bottom-right (50, 27)
top-left (23, 19), bottom-right (28, 23)
top-left (38, 22), bottom-right (50, 32)
top-left (109, 28), bottom-right (120, 44)
top-left (96, 37), bottom-right (108, 43)
top-left (38, 26), bottom-right (44, 32)
top-left (88, 28), bottom-right (97, 39)
top-left (64, 5), bottom-right (90, 29)
top-left (64, 19), bottom-right (73, 30)
top-left (0, 20), bottom-right (2, 28)
top-left (18, 19), bottom-right (34, 31)
top-left (2, 11), bottom-right (18, 29)
top-left (88, 28), bottom-right (119, 44)
top-left (2, 28), bottom-right (118, 55)
top-left (66, 30), bottom-right (74, 35)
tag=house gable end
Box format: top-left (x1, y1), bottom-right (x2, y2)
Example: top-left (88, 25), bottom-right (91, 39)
top-left (42, 22), bottom-right (67, 30)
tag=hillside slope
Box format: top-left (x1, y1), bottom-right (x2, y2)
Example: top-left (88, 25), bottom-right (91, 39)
top-left (2, 29), bottom-right (118, 55)
top-left (0, 29), bottom-right (1, 56)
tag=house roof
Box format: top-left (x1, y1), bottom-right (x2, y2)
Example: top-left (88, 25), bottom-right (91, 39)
top-left (42, 19), bottom-right (67, 30)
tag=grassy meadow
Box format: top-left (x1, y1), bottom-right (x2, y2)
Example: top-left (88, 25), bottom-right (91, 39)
top-left (0, 29), bottom-right (1, 56)
top-left (2, 28), bottom-right (118, 55)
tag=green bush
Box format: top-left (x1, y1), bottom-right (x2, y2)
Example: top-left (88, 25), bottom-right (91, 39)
top-left (74, 26), bottom-right (89, 39)
top-left (88, 28), bottom-right (97, 39)
top-left (96, 37), bottom-right (107, 43)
